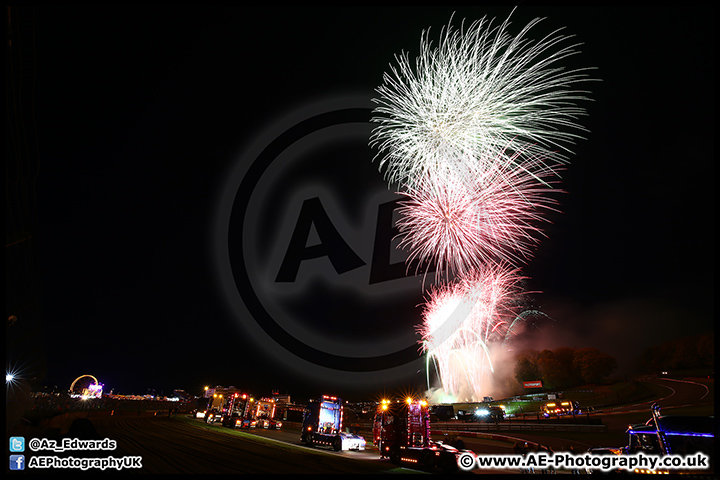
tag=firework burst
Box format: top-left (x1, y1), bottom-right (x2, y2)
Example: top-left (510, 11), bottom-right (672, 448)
top-left (418, 264), bottom-right (526, 401)
top-left (369, 10), bottom-right (593, 401)
top-left (370, 11), bottom-right (593, 190)
top-left (396, 176), bottom-right (485, 282)
top-left (396, 148), bottom-right (564, 281)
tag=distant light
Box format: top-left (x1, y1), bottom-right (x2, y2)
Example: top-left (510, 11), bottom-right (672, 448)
top-left (6, 367), bottom-right (23, 389)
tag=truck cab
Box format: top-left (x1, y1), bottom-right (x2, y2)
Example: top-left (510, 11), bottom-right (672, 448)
top-left (300, 395), bottom-right (366, 451)
top-left (588, 404), bottom-right (715, 475)
top-left (373, 397), bottom-right (473, 472)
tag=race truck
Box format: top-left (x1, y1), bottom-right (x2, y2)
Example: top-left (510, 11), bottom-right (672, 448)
top-left (202, 393), bottom-right (229, 424)
top-left (428, 404), bottom-right (455, 422)
top-left (373, 397), bottom-right (474, 472)
top-left (194, 397), bottom-right (211, 419)
top-left (541, 400), bottom-right (580, 417)
top-left (300, 395), bottom-right (366, 451)
top-left (220, 392), bottom-right (255, 428)
top-left (475, 405), bottom-right (505, 423)
top-left (456, 405), bottom-right (505, 423)
top-left (252, 398), bottom-right (282, 430)
top-left (587, 403), bottom-right (715, 475)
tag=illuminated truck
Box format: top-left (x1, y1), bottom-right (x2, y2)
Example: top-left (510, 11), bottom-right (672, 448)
top-left (623, 404), bottom-right (714, 474)
top-left (587, 403), bottom-right (715, 475)
top-left (475, 405), bottom-right (505, 423)
top-left (373, 397), bottom-right (472, 472)
top-left (541, 400), bottom-right (580, 417)
top-left (300, 395), bottom-right (366, 451)
top-left (252, 398), bottom-right (282, 430)
top-left (202, 393), bottom-right (229, 423)
top-left (220, 393), bottom-right (256, 428)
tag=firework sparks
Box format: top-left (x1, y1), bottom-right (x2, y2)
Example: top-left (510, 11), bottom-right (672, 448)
top-left (369, 10), bottom-right (593, 401)
top-left (396, 177), bottom-right (485, 282)
top-left (396, 149), bottom-right (564, 280)
top-left (418, 265), bottom-right (526, 401)
top-left (370, 11), bottom-right (593, 190)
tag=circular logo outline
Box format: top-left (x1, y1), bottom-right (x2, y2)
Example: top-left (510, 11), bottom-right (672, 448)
top-left (212, 94), bottom-right (426, 386)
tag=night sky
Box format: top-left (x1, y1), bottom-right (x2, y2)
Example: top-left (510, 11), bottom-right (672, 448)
top-left (6, 6), bottom-right (714, 402)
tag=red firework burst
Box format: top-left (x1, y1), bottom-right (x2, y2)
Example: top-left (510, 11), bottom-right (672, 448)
top-left (396, 153), bottom-right (563, 280)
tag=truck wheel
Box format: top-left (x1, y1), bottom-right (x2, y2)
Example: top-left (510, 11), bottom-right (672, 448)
top-left (441, 455), bottom-right (458, 473)
top-left (422, 449), bottom-right (436, 469)
top-left (332, 437), bottom-right (342, 452)
top-left (389, 448), bottom-right (401, 465)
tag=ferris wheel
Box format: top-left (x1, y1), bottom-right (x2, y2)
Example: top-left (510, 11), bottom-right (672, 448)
top-left (69, 374), bottom-right (103, 397)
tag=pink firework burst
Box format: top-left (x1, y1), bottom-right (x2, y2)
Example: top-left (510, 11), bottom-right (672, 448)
top-left (417, 264), bottom-right (526, 401)
top-left (396, 178), bottom-right (485, 281)
top-left (396, 151), bottom-right (564, 281)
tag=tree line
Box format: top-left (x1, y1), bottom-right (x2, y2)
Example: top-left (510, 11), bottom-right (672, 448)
top-left (512, 331), bottom-right (714, 391)
top-left (514, 346), bottom-right (618, 390)
top-left (637, 332), bottom-right (714, 373)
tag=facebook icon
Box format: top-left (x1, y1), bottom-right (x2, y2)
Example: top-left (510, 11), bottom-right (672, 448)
top-left (10, 454), bottom-right (25, 470)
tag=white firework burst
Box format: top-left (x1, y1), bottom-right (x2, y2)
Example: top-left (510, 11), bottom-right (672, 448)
top-left (370, 11), bottom-right (594, 190)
